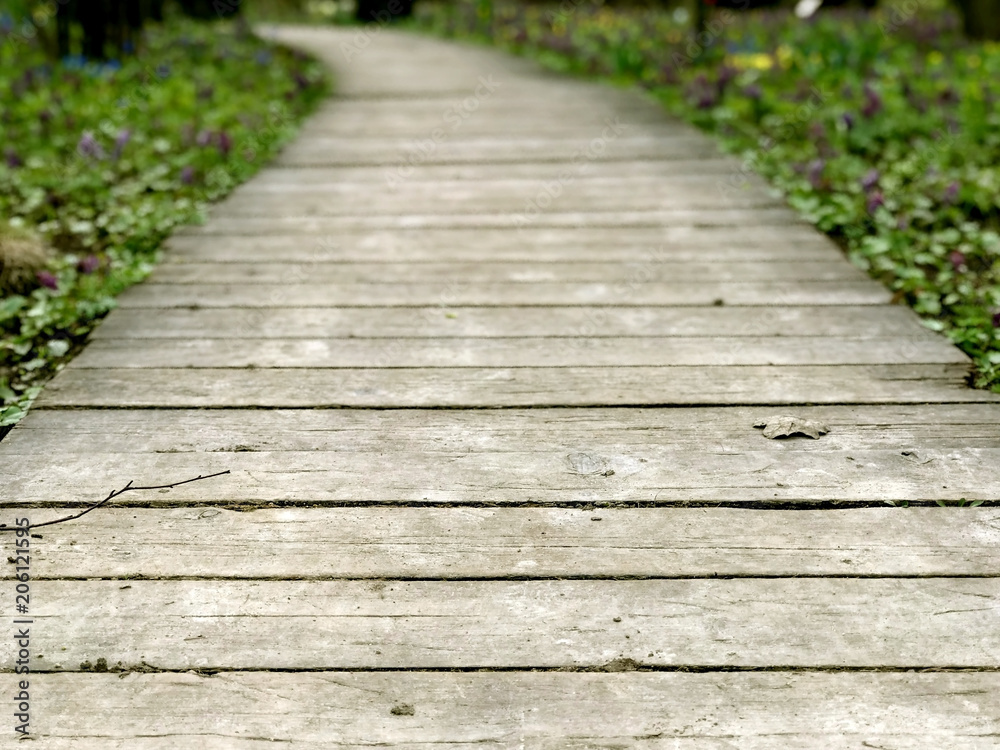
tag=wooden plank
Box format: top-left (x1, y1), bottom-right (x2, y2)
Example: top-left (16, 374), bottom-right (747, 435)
top-left (72, 336), bottom-right (967, 368)
top-left (215, 182), bottom-right (783, 214)
top-left (115, 281), bottom-right (888, 307)
top-left (12, 579), bottom-right (1000, 669)
top-left (164, 240), bottom-right (838, 264)
top-left (166, 223), bottom-right (830, 242)
top-left (5, 447), bottom-right (999, 506)
top-left (9, 508), bottom-right (999, 578)
top-left (33, 364), bottom-right (989, 409)
top-left (22, 671), bottom-right (1000, 747)
top-left (163, 231), bottom-right (842, 264)
top-left (235, 175), bottom-right (763, 192)
top-left (296, 113), bottom-right (677, 136)
top-left (274, 135), bottom-right (722, 167)
top-left (9, 405), bottom-right (1000, 454)
top-left (150, 261), bottom-right (865, 284)
top-left (91, 306), bottom-right (922, 340)
top-left (246, 158), bottom-right (761, 182)
top-left (180, 208), bottom-right (807, 233)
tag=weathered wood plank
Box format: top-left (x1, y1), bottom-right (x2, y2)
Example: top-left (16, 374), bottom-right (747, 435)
top-left (247, 159), bottom-right (761, 182)
top-left (72, 336), bottom-right (966, 368)
top-left (164, 239), bottom-right (836, 264)
top-left (115, 281), bottom-right (887, 307)
top-left (162, 225), bottom-right (842, 263)
top-left (150, 261), bottom-right (865, 284)
top-left (9, 405), bottom-right (1000, 454)
top-left (23, 671), bottom-right (1000, 748)
top-left (215, 182), bottom-right (782, 214)
top-left (12, 579), bottom-right (1000, 669)
top-left (5, 446), bottom-right (999, 505)
top-left (179, 208), bottom-right (807, 233)
top-left (8, 508), bottom-right (998, 578)
top-left (33, 364), bottom-right (989, 409)
top-left (89, 306), bottom-right (928, 340)
top-left (274, 135), bottom-right (722, 166)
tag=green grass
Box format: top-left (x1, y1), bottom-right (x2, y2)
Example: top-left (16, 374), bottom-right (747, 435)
top-left (0, 16), bottom-right (329, 427)
top-left (413, 0), bottom-right (1000, 391)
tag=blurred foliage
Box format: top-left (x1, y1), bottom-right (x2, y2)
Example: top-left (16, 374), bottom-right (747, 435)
top-left (414, 0), bottom-right (1000, 390)
top-left (0, 18), bottom-right (328, 427)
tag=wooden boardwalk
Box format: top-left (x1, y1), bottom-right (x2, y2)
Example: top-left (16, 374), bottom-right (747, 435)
top-left (3, 27), bottom-right (1000, 747)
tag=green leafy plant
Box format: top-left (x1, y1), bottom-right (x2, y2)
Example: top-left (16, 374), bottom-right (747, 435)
top-left (0, 17), bottom-right (329, 427)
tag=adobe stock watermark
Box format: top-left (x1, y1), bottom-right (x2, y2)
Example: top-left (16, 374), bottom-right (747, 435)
top-left (384, 75), bottom-right (501, 187)
top-left (507, 116), bottom-right (628, 231)
top-left (878, 0), bottom-right (930, 36)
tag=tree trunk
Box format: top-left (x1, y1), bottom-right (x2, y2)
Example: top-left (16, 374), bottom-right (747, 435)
top-left (692, 0), bottom-right (708, 37)
top-left (956, 0), bottom-right (1000, 39)
top-left (57, 0), bottom-right (75, 58)
top-left (79, 0), bottom-right (108, 60)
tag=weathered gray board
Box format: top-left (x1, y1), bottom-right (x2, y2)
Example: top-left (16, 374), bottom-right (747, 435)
top-left (19, 672), bottom-right (1000, 748)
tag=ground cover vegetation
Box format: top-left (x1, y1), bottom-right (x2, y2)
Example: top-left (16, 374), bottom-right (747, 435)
top-left (0, 7), bottom-right (328, 427)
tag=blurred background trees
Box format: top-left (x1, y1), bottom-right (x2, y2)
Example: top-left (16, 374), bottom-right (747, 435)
top-left (3, 0), bottom-right (998, 60)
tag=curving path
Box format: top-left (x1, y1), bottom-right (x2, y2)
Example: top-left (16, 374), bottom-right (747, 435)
top-left (2, 25), bottom-right (1000, 747)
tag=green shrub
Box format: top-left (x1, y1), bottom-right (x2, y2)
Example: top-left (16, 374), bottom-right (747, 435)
top-left (0, 18), bottom-right (329, 427)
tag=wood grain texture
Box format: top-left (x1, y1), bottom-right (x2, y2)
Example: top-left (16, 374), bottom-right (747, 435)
top-left (11, 578), bottom-right (1000, 669)
top-left (7, 507), bottom-right (998, 579)
top-left (6, 446), bottom-right (999, 505)
top-left (114, 280), bottom-right (888, 307)
top-left (10, 405), bottom-right (1000, 453)
top-left (22, 671), bottom-right (1000, 748)
top-left (33, 364), bottom-right (989, 408)
top-left (150, 260), bottom-right (865, 284)
top-left (274, 135), bottom-right (723, 166)
top-left (89, 305), bottom-right (931, 339)
top-left (71, 336), bottom-right (967, 369)
top-left (164, 224), bottom-right (834, 259)
top-left (214, 180), bottom-right (784, 214)
top-left (178, 208), bottom-right (808, 234)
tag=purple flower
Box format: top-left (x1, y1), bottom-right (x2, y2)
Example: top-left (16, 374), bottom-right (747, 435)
top-left (743, 83), bottom-right (762, 100)
top-left (866, 190), bottom-right (885, 214)
top-left (807, 158), bottom-right (826, 190)
top-left (862, 84), bottom-right (883, 118)
top-left (842, 112), bottom-right (855, 130)
top-left (696, 92), bottom-right (717, 109)
top-left (195, 129), bottom-right (213, 147)
top-left (861, 169), bottom-right (880, 191)
top-left (993, 310), bottom-right (1000, 329)
top-left (716, 65), bottom-right (738, 90)
top-left (949, 251), bottom-right (967, 271)
top-left (217, 131), bottom-right (232, 156)
top-left (36, 271), bottom-right (58, 290)
top-left (112, 128), bottom-right (131, 160)
top-left (77, 255), bottom-right (100, 274)
top-left (943, 181), bottom-right (960, 205)
top-left (180, 166), bottom-right (195, 185)
top-left (76, 131), bottom-right (105, 160)
top-left (4, 147), bottom-right (22, 168)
